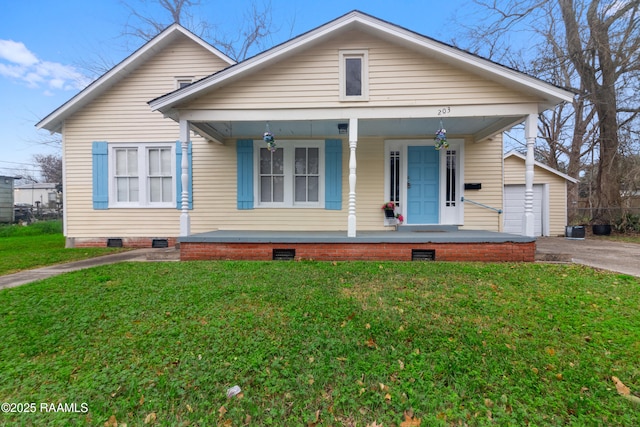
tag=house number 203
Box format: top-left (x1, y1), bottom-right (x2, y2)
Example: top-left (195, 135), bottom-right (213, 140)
top-left (438, 106), bottom-right (451, 116)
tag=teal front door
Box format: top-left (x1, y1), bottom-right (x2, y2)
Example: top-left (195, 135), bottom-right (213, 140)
top-left (407, 146), bottom-right (439, 224)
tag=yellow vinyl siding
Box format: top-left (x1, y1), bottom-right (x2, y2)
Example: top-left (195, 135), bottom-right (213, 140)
top-left (504, 156), bottom-right (570, 236)
top-left (462, 135), bottom-right (504, 231)
top-left (187, 30), bottom-right (537, 110)
top-left (63, 35), bottom-right (229, 239)
top-left (185, 138), bottom-right (391, 233)
top-left (188, 139), bottom-right (350, 233)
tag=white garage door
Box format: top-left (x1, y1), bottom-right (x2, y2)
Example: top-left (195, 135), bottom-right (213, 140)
top-left (503, 184), bottom-right (544, 236)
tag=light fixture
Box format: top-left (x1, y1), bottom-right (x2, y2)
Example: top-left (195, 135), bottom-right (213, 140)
top-left (338, 123), bottom-right (349, 134)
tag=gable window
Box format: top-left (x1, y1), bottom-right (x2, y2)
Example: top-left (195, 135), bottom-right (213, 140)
top-left (255, 141), bottom-right (324, 207)
top-left (175, 76), bottom-right (194, 89)
top-left (339, 50), bottom-right (368, 101)
top-left (109, 143), bottom-right (176, 208)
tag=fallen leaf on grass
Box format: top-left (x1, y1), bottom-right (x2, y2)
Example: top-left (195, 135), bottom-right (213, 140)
top-left (144, 412), bottom-right (156, 424)
top-left (104, 415), bottom-right (118, 427)
top-left (307, 409), bottom-right (321, 427)
top-left (613, 376), bottom-right (631, 395)
top-left (400, 409), bottom-right (421, 426)
top-left (218, 406), bottom-right (227, 418)
top-left (612, 376), bottom-right (640, 405)
top-left (366, 422), bottom-right (384, 427)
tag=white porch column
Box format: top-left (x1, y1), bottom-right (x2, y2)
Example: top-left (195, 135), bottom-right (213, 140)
top-left (523, 113), bottom-right (537, 237)
top-left (179, 119), bottom-right (191, 237)
top-left (347, 118), bottom-right (358, 237)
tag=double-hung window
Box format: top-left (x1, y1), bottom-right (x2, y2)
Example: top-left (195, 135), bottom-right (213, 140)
top-left (255, 141), bottom-right (324, 207)
top-left (339, 50), bottom-right (369, 101)
top-left (110, 143), bottom-right (176, 208)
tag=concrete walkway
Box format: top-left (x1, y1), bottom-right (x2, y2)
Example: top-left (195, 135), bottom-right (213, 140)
top-left (0, 248), bottom-right (179, 291)
top-left (1, 237), bottom-right (638, 291)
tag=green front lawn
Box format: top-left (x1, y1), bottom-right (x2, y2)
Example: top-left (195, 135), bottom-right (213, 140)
top-left (0, 221), bottom-right (124, 275)
top-left (1, 261), bottom-right (639, 426)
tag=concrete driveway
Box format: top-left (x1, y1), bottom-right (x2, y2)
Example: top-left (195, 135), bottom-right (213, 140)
top-left (536, 236), bottom-right (640, 277)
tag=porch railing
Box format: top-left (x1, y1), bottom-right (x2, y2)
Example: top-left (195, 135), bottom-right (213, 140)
top-left (461, 197), bottom-right (503, 214)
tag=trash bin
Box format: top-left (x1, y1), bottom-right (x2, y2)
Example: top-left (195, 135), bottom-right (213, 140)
top-left (565, 226), bottom-right (585, 239)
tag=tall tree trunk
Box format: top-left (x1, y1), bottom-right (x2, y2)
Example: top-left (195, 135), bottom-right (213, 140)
top-left (560, 0), bottom-right (622, 221)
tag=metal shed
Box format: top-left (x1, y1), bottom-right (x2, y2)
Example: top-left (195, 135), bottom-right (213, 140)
top-left (0, 176), bottom-right (16, 223)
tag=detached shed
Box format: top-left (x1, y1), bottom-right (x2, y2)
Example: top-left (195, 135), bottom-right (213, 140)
top-left (0, 176), bottom-right (16, 223)
top-left (503, 151), bottom-right (578, 236)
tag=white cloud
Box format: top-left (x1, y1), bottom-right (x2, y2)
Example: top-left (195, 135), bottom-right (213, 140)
top-left (0, 40), bottom-right (38, 66)
top-left (0, 39), bottom-right (91, 93)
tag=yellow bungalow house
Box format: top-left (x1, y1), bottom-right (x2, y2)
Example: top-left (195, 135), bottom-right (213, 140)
top-left (38, 11), bottom-right (574, 261)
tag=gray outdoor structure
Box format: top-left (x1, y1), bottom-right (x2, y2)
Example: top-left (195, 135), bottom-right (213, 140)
top-left (0, 176), bottom-right (16, 223)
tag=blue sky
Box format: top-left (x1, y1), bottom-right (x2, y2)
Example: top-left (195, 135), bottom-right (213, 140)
top-left (0, 0), bottom-right (467, 179)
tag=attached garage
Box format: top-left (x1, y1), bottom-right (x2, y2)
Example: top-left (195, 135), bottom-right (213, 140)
top-left (503, 151), bottom-right (578, 237)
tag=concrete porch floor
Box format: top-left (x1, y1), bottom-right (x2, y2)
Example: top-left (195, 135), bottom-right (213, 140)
top-left (179, 227), bottom-right (534, 244)
top-left (178, 227), bottom-right (535, 262)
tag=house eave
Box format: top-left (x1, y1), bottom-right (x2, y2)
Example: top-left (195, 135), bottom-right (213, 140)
top-left (504, 150), bottom-right (579, 183)
top-left (149, 10), bottom-right (575, 116)
top-left (36, 24), bottom-right (235, 134)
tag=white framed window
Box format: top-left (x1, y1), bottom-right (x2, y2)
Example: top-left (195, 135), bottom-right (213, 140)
top-left (339, 50), bottom-right (369, 101)
top-left (254, 140), bottom-right (324, 208)
top-left (109, 143), bottom-right (176, 208)
top-left (175, 76), bottom-right (194, 89)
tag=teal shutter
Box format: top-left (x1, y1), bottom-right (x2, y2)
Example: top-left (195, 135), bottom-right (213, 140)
top-left (175, 141), bottom-right (193, 210)
top-left (237, 139), bottom-right (254, 209)
top-left (92, 141), bottom-right (109, 210)
top-left (325, 139), bottom-right (343, 210)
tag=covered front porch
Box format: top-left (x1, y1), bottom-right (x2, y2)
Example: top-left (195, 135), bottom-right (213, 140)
top-left (179, 226), bottom-right (536, 262)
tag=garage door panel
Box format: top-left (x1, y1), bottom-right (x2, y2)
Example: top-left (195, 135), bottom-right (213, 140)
top-left (504, 185), bottom-right (543, 236)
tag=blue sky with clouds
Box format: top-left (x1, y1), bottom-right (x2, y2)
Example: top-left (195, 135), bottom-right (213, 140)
top-left (0, 0), bottom-right (466, 179)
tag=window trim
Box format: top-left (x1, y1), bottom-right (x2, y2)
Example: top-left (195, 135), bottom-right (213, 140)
top-left (108, 142), bottom-right (177, 208)
top-left (253, 140), bottom-right (325, 208)
top-left (339, 50), bottom-right (369, 101)
top-left (175, 76), bottom-right (195, 89)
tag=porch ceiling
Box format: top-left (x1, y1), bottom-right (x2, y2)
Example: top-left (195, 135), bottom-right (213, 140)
top-left (190, 116), bottom-right (525, 142)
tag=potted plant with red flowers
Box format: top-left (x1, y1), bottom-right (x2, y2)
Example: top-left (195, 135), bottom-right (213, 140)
top-left (382, 201), bottom-right (397, 218)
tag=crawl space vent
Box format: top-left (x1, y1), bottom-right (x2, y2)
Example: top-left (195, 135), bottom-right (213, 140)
top-left (272, 249), bottom-right (295, 260)
top-left (107, 238), bottom-right (123, 248)
top-left (412, 249), bottom-right (435, 261)
top-left (152, 239), bottom-right (169, 248)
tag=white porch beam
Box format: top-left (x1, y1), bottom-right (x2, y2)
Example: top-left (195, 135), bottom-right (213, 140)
top-left (348, 117), bottom-right (358, 238)
top-left (473, 116), bottom-right (526, 143)
top-left (179, 103), bottom-right (540, 122)
top-left (522, 113), bottom-right (537, 237)
top-left (190, 122), bottom-right (225, 144)
top-left (179, 119), bottom-right (191, 237)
